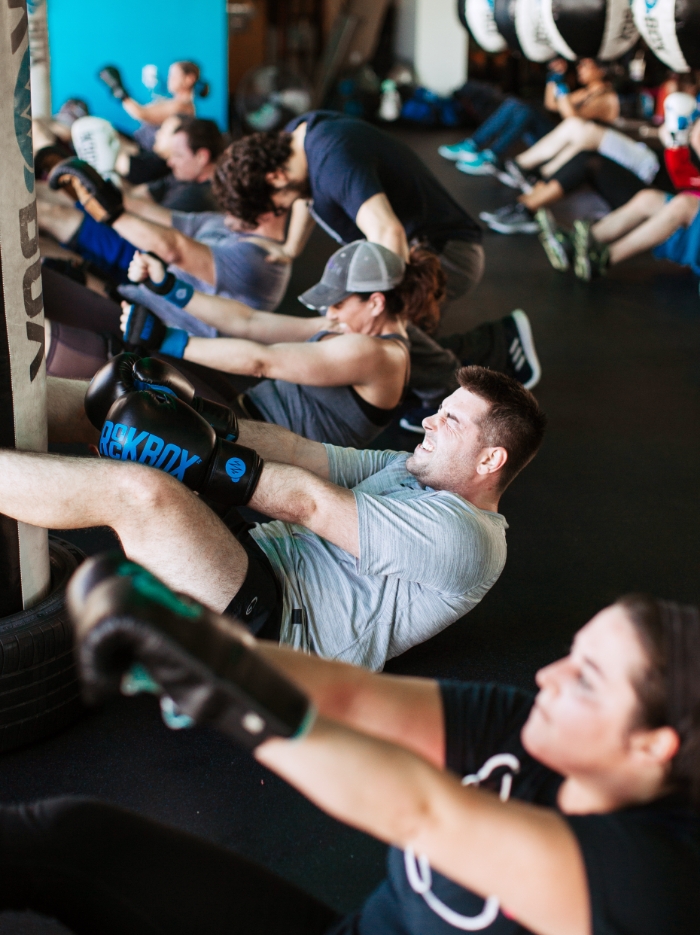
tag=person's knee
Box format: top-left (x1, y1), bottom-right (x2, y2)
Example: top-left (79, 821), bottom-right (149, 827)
top-left (631, 188), bottom-right (662, 213)
top-left (673, 193), bottom-right (700, 225)
top-left (564, 116), bottom-right (585, 138)
top-left (115, 463), bottom-right (185, 519)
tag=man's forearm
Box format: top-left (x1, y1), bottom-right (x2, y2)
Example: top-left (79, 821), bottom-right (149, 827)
top-left (237, 419), bottom-right (329, 477)
top-left (112, 213), bottom-right (215, 283)
top-left (249, 460), bottom-right (358, 554)
top-left (123, 195), bottom-right (172, 226)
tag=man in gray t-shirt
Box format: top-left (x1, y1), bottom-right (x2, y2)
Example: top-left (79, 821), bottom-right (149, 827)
top-left (13, 367), bottom-right (544, 671)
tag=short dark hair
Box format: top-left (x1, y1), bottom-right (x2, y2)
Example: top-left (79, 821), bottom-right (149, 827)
top-left (176, 60), bottom-right (200, 81)
top-left (457, 365), bottom-right (546, 490)
top-left (174, 117), bottom-right (224, 162)
top-left (212, 132), bottom-right (293, 226)
top-left (618, 594), bottom-right (700, 808)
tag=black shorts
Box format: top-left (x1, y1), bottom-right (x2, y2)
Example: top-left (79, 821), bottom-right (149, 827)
top-left (224, 527), bottom-right (282, 641)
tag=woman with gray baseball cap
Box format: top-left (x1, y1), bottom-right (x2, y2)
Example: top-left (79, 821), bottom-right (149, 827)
top-left (122, 241), bottom-right (444, 448)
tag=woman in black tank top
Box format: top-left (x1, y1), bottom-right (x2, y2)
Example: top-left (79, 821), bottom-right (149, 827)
top-left (121, 241), bottom-right (445, 447)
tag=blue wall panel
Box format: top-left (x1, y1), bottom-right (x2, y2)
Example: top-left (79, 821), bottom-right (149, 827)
top-left (47, 0), bottom-right (228, 132)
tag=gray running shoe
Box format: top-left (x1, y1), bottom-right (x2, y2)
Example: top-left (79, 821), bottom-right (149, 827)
top-left (479, 203), bottom-right (518, 224)
top-left (497, 159), bottom-right (536, 193)
top-left (485, 202), bottom-right (539, 234)
top-left (536, 208), bottom-right (570, 272)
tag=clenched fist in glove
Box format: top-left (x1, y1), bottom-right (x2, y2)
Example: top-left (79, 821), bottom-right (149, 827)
top-left (68, 553), bottom-right (314, 748)
top-left (99, 65), bottom-right (129, 101)
top-left (48, 157), bottom-right (124, 225)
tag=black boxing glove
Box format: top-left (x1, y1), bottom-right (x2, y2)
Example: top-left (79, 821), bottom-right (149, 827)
top-left (122, 304), bottom-right (190, 359)
top-left (48, 158), bottom-right (124, 225)
top-left (85, 352), bottom-right (238, 441)
top-left (99, 390), bottom-right (262, 505)
top-left (132, 357), bottom-right (237, 440)
top-left (67, 553), bottom-right (314, 748)
top-left (98, 65), bottom-right (129, 101)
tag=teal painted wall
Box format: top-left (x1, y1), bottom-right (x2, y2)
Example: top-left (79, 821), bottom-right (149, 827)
top-left (47, 0), bottom-right (228, 131)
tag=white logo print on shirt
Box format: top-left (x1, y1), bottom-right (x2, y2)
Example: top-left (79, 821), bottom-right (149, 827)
top-left (404, 753), bottom-right (521, 931)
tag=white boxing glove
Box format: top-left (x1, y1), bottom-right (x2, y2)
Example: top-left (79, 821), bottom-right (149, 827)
top-left (71, 116), bottom-right (121, 181)
top-left (663, 92), bottom-right (698, 148)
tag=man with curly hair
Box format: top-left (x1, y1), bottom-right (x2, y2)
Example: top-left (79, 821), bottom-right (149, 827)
top-left (212, 111), bottom-right (484, 337)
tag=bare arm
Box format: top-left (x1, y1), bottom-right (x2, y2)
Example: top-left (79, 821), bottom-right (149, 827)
top-left (122, 195), bottom-right (173, 226)
top-left (544, 81), bottom-right (560, 112)
top-left (122, 97), bottom-right (188, 126)
top-left (258, 720), bottom-right (590, 935)
top-left (183, 333), bottom-right (395, 390)
top-left (249, 461), bottom-right (358, 555)
top-left (283, 198), bottom-right (316, 259)
top-left (113, 213), bottom-right (215, 284)
top-left (236, 419), bottom-right (329, 477)
top-left (355, 193), bottom-right (410, 261)
top-left (256, 643), bottom-right (445, 766)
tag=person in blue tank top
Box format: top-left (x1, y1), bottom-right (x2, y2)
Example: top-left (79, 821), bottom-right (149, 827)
top-left (121, 241), bottom-right (442, 447)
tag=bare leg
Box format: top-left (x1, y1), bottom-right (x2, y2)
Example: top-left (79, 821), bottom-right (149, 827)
top-left (0, 451), bottom-right (248, 611)
top-left (520, 180), bottom-right (564, 212)
top-left (37, 199), bottom-right (83, 244)
top-left (516, 117), bottom-right (586, 170)
top-left (592, 189), bottom-right (668, 244)
top-left (607, 193), bottom-right (700, 265)
top-left (47, 376), bottom-right (99, 446)
top-left (539, 122), bottom-right (605, 178)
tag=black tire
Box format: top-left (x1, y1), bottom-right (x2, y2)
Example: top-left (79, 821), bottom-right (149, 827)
top-left (0, 537), bottom-right (86, 752)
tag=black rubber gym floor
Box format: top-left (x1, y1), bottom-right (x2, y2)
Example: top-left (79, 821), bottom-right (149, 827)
top-left (2, 127), bottom-right (700, 932)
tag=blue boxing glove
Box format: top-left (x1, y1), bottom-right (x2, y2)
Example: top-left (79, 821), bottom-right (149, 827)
top-left (123, 304), bottom-right (190, 358)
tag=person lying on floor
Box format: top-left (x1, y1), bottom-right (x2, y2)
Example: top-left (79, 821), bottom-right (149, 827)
top-left (28, 364), bottom-right (544, 667)
top-left (538, 97), bottom-right (700, 281)
top-left (119, 245), bottom-right (540, 445)
top-left (4, 583), bottom-right (698, 934)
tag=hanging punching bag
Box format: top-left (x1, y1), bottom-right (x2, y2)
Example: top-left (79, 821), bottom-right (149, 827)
top-left (494, 0), bottom-right (557, 60)
top-left (459, 0), bottom-right (508, 53)
top-left (631, 0), bottom-right (700, 71)
top-left (515, 0), bottom-right (557, 62)
top-left (541, 0), bottom-right (639, 61)
top-left (0, 0), bottom-right (50, 615)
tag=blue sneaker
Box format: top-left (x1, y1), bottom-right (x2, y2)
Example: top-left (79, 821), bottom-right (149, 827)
top-left (455, 150), bottom-right (498, 176)
top-left (438, 138), bottom-right (478, 161)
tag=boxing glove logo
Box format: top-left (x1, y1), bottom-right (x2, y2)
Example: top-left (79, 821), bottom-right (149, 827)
top-left (99, 421), bottom-right (202, 481)
top-left (225, 458), bottom-right (247, 483)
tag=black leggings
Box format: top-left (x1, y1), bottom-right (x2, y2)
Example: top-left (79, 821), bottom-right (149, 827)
top-left (551, 151), bottom-right (655, 210)
top-left (0, 797), bottom-right (344, 935)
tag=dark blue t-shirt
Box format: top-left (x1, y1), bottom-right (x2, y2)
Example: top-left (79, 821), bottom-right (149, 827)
top-left (286, 111), bottom-right (482, 251)
top-left (330, 682), bottom-right (700, 935)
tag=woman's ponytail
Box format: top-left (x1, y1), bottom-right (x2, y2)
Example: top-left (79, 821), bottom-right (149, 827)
top-left (388, 247), bottom-right (445, 335)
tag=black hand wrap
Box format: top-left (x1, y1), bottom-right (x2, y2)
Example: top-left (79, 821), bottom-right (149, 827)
top-left (86, 352), bottom-right (238, 441)
top-left (99, 65), bottom-right (129, 101)
top-left (68, 554), bottom-right (314, 749)
top-left (48, 157), bottom-right (124, 225)
top-left (123, 304), bottom-right (168, 352)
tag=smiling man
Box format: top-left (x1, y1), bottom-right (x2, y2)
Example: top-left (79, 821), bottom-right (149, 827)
top-left (2, 366), bottom-right (544, 669)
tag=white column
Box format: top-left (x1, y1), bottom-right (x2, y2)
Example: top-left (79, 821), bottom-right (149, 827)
top-left (394, 0), bottom-right (468, 96)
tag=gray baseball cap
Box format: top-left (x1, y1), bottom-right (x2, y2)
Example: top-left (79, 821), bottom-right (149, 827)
top-left (299, 240), bottom-right (406, 312)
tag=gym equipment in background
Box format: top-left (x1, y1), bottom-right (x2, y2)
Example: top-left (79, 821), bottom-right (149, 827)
top-left (459, 0), bottom-right (508, 54)
top-left (631, 0), bottom-right (700, 71)
top-left (236, 65), bottom-right (312, 132)
top-left (0, 3), bottom-right (85, 750)
top-left (514, 0), bottom-right (556, 62)
top-left (71, 116), bottom-right (120, 182)
top-left (541, 0), bottom-right (639, 61)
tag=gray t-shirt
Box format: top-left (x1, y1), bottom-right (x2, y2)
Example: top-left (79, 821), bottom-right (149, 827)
top-left (119, 211), bottom-right (291, 336)
top-left (250, 446), bottom-right (508, 669)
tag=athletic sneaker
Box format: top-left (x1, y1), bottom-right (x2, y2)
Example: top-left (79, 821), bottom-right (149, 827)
top-left (483, 202), bottom-right (539, 234)
top-left (573, 219), bottom-right (610, 281)
top-left (456, 150), bottom-right (498, 175)
top-left (399, 405), bottom-right (437, 435)
top-left (535, 208), bottom-right (571, 272)
top-left (438, 138), bottom-right (478, 161)
top-left (497, 159), bottom-right (537, 194)
top-left (502, 310), bottom-right (541, 389)
top-left (479, 203), bottom-right (515, 224)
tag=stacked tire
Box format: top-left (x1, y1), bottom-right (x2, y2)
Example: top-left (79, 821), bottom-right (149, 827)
top-left (0, 537), bottom-right (84, 752)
